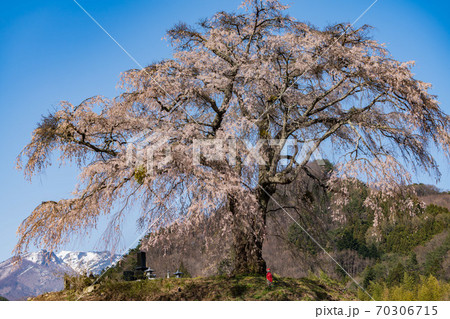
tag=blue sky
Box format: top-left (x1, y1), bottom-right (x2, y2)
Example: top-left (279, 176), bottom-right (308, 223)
top-left (0, 0), bottom-right (449, 262)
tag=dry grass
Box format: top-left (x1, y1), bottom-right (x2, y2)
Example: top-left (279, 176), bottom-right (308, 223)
top-left (32, 275), bottom-right (356, 301)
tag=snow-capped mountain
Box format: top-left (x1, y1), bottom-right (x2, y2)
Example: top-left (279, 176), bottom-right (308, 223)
top-left (0, 250), bottom-right (121, 300)
top-left (0, 250), bottom-right (74, 301)
top-left (57, 251), bottom-right (121, 275)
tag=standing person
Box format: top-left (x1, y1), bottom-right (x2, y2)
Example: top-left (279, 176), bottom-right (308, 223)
top-left (266, 268), bottom-right (273, 287)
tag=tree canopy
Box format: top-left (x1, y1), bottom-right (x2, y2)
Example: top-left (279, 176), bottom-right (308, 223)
top-left (16, 0), bottom-right (449, 273)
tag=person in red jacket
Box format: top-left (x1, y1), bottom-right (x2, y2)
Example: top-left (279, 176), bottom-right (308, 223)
top-left (266, 268), bottom-right (273, 286)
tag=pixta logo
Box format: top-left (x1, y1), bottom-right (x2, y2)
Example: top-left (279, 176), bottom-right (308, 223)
top-left (126, 134), bottom-right (324, 172)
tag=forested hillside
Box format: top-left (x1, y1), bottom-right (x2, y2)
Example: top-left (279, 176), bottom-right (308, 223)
top-left (93, 165), bottom-right (449, 300)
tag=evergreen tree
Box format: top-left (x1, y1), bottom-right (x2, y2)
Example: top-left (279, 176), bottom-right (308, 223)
top-left (363, 266), bottom-right (376, 288)
top-left (387, 262), bottom-right (405, 286)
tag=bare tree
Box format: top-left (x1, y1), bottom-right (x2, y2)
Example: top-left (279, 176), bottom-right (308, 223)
top-left (16, 0), bottom-right (449, 274)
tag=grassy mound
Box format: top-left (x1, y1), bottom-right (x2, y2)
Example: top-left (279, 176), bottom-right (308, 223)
top-left (32, 275), bottom-right (356, 301)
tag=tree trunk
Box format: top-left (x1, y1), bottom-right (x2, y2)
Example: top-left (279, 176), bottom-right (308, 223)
top-left (229, 185), bottom-right (275, 275)
top-left (231, 223), bottom-right (266, 275)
